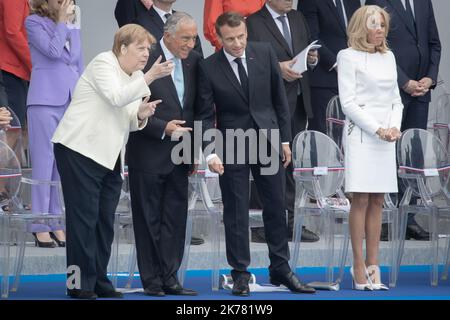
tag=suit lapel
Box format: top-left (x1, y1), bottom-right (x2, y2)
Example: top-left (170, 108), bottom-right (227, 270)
top-left (287, 10), bottom-right (306, 56)
top-left (260, 6), bottom-right (293, 57)
top-left (246, 46), bottom-right (256, 105)
top-left (148, 6), bottom-right (164, 32)
top-left (154, 44), bottom-right (182, 108)
top-left (326, 0), bottom-right (347, 34)
top-left (388, 0), bottom-right (417, 39)
top-left (218, 50), bottom-right (248, 103)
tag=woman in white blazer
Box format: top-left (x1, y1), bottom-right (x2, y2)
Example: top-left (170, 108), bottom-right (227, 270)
top-left (52, 24), bottom-right (174, 299)
top-left (337, 6), bottom-right (403, 291)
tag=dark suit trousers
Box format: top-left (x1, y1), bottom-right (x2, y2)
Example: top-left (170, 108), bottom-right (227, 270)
top-left (54, 143), bottom-right (122, 293)
top-left (2, 70), bottom-right (28, 125)
top-left (308, 87), bottom-right (339, 134)
top-left (219, 162), bottom-right (291, 275)
top-left (129, 165), bottom-right (188, 290)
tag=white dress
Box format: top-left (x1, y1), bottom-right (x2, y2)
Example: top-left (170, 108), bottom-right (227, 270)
top-left (337, 48), bottom-right (404, 193)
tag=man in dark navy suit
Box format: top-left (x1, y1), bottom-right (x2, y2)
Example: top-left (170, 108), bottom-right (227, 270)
top-left (114, 0), bottom-right (151, 27)
top-left (246, 0), bottom-right (322, 243)
top-left (366, 0), bottom-right (441, 240)
top-left (297, 0), bottom-right (360, 134)
top-left (197, 12), bottom-right (316, 296)
top-left (127, 13), bottom-right (203, 296)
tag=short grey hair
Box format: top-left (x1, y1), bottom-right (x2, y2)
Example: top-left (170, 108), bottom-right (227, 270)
top-left (164, 12), bottom-right (196, 34)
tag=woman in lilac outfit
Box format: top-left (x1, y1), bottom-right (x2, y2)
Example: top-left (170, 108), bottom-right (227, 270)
top-left (26, 0), bottom-right (83, 247)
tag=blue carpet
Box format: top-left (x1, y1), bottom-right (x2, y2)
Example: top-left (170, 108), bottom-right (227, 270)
top-left (3, 266), bottom-right (450, 300)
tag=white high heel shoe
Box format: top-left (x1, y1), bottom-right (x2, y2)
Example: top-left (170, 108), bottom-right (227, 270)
top-left (350, 266), bottom-right (373, 291)
top-left (367, 265), bottom-right (389, 290)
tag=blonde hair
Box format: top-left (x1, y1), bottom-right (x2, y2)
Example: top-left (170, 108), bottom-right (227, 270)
top-left (112, 24), bottom-right (156, 57)
top-left (347, 5), bottom-right (390, 53)
top-left (29, 0), bottom-right (58, 22)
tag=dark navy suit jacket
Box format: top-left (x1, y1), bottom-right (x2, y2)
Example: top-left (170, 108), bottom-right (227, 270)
top-left (365, 0), bottom-right (441, 103)
top-left (297, 0), bottom-right (360, 88)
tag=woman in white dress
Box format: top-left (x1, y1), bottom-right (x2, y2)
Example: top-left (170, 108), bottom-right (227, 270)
top-left (337, 5), bottom-right (403, 291)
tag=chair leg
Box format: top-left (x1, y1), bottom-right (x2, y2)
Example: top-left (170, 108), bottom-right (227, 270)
top-left (392, 206), bottom-right (408, 287)
top-left (11, 230), bottom-right (27, 292)
top-left (336, 215), bottom-right (349, 284)
top-left (289, 209), bottom-right (304, 272)
top-left (429, 210), bottom-right (439, 287)
top-left (441, 235), bottom-right (450, 281)
top-left (178, 213), bottom-right (193, 287)
top-left (388, 209), bottom-right (399, 287)
top-left (324, 211), bottom-right (335, 284)
top-left (125, 243), bottom-right (137, 289)
top-left (210, 211), bottom-right (221, 291)
top-left (1, 218), bottom-right (11, 299)
top-left (110, 215), bottom-right (121, 288)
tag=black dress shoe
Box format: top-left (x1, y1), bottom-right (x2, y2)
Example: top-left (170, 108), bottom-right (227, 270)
top-left (269, 271), bottom-right (316, 294)
top-left (144, 287), bottom-right (165, 297)
top-left (252, 226), bottom-right (320, 243)
top-left (295, 226), bottom-right (320, 243)
top-left (406, 224), bottom-right (429, 240)
top-left (251, 227), bottom-right (266, 243)
top-left (231, 273), bottom-right (250, 297)
top-left (96, 290), bottom-right (124, 298)
top-left (162, 283), bottom-right (197, 296)
top-left (190, 236), bottom-right (205, 245)
top-left (49, 232), bottom-right (66, 247)
top-left (32, 233), bottom-right (56, 248)
top-left (67, 289), bottom-right (98, 300)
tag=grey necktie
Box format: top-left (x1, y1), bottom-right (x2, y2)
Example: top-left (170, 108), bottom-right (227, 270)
top-left (277, 15), bottom-right (293, 55)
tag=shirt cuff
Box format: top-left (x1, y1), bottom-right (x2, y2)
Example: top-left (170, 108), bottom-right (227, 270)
top-left (206, 153), bottom-right (219, 163)
top-left (282, 142), bottom-right (289, 145)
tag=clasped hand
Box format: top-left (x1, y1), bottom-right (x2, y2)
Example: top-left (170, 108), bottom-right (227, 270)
top-left (377, 127), bottom-right (401, 142)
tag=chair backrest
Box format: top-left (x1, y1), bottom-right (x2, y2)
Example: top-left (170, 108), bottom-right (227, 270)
top-left (432, 93), bottom-right (450, 153)
top-left (0, 140), bottom-right (22, 212)
top-left (0, 106), bottom-right (27, 167)
top-left (397, 128), bottom-right (450, 198)
top-left (292, 130), bottom-right (345, 199)
top-left (325, 95), bottom-right (345, 153)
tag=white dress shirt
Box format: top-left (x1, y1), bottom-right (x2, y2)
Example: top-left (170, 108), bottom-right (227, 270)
top-left (223, 49), bottom-right (248, 84)
top-left (401, 0), bottom-right (415, 18)
top-left (265, 4), bottom-right (292, 40)
top-left (153, 5), bottom-right (173, 23)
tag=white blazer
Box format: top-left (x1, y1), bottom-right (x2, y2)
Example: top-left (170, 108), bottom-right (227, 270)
top-left (52, 51), bottom-right (150, 172)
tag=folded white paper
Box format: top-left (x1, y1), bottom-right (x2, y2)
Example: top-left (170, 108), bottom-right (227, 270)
top-left (291, 40), bottom-right (322, 74)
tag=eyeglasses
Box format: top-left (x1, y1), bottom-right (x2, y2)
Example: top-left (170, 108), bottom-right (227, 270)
top-left (178, 36), bottom-right (197, 44)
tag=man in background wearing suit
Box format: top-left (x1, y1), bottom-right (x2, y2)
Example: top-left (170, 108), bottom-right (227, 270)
top-left (246, 0), bottom-right (320, 243)
top-left (127, 12), bottom-right (202, 297)
top-left (114, 0), bottom-right (153, 27)
top-left (134, 0), bottom-right (203, 57)
top-left (297, 0), bottom-right (360, 133)
top-left (198, 12), bottom-right (316, 296)
top-left (366, 0), bottom-right (441, 241)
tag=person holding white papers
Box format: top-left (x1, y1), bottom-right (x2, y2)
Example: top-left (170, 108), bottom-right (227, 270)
top-left (298, 0), bottom-right (360, 133)
top-left (247, 0), bottom-right (319, 243)
top-left (337, 6), bottom-right (403, 291)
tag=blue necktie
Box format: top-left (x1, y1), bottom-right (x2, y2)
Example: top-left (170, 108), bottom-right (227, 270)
top-left (173, 58), bottom-right (184, 106)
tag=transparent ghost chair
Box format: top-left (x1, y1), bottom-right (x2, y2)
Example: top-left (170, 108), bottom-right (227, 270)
top-left (0, 106), bottom-right (28, 168)
top-left (110, 167), bottom-right (135, 288)
top-left (395, 128), bottom-right (450, 286)
top-left (1, 139), bottom-right (65, 298)
top-left (112, 158), bottom-right (222, 291)
top-left (290, 130), bottom-right (350, 289)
